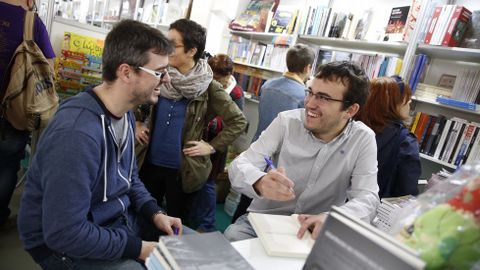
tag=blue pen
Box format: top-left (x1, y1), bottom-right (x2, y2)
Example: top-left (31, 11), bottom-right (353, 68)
top-left (173, 227), bottom-right (179, 235)
top-left (264, 156), bottom-right (295, 194)
top-left (264, 156), bottom-right (276, 170)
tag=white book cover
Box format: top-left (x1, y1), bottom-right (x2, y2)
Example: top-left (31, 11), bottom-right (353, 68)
top-left (248, 212), bottom-right (314, 259)
top-left (433, 119), bottom-right (452, 159)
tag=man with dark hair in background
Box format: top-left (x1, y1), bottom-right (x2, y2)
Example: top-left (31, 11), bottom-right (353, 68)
top-left (232, 43), bottom-right (316, 222)
top-left (18, 20), bottom-right (181, 269)
top-left (225, 61), bottom-right (380, 242)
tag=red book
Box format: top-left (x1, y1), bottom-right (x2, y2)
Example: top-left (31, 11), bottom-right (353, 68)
top-left (424, 6), bottom-right (442, 44)
top-left (414, 112), bottom-right (429, 143)
top-left (441, 6), bottom-right (472, 47)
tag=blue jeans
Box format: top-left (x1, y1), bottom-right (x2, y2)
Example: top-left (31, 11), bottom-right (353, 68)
top-left (34, 211), bottom-right (197, 270)
top-left (224, 213), bottom-right (257, 242)
top-left (0, 120), bottom-right (29, 225)
top-left (189, 179), bottom-right (216, 232)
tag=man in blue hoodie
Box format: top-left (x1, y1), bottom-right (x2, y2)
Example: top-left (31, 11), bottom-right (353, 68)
top-left (18, 20), bottom-right (181, 269)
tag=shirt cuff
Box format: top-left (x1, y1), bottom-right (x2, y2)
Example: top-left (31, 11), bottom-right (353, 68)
top-left (140, 200), bottom-right (163, 221)
top-left (121, 235), bottom-right (142, 259)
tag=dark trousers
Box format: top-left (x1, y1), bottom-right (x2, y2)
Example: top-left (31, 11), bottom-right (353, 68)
top-left (139, 161), bottom-right (194, 223)
top-left (0, 120), bottom-right (29, 224)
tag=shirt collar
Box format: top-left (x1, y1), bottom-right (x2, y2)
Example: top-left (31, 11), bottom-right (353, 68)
top-left (283, 71), bottom-right (305, 85)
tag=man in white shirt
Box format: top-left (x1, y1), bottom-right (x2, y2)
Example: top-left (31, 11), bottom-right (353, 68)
top-left (225, 61), bottom-right (380, 242)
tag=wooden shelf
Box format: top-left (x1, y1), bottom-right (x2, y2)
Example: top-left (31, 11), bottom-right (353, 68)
top-left (416, 44), bottom-right (480, 63)
top-left (412, 96), bottom-right (480, 116)
top-left (419, 153), bottom-right (457, 170)
top-left (297, 35), bottom-right (407, 56)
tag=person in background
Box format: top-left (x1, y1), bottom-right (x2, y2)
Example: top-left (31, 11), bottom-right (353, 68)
top-left (135, 19), bottom-right (246, 226)
top-left (225, 61), bottom-right (379, 242)
top-left (0, 0), bottom-right (55, 229)
top-left (232, 43), bottom-right (315, 223)
top-left (356, 76), bottom-right (421, 199)
top-left (18, 20), bottom-right (182, 269)
top-left (187, 54), bottom-right (245, 232)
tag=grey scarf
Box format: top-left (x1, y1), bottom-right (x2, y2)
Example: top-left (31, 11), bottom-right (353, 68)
top-left (160, 59), bottom-right (213, 100)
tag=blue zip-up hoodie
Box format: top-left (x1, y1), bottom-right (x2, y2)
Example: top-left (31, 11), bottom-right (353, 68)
top-left (376, 121), bottom-right (421, 198)
top-left (18, 89), bottom-right (162, 260)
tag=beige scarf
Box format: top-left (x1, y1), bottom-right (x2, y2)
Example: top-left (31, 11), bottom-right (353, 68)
top-left (160, 59), bottom-right (213, 100)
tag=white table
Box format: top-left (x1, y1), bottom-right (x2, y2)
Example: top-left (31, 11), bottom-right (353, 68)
top-left (231, 238), bottom-right (305, 270)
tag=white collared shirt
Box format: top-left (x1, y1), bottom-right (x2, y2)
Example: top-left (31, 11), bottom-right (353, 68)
top-left (228, 109), bottom-right (380, 221)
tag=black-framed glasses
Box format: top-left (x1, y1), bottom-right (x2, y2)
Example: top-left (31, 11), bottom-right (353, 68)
top-left (305, 88), bottom-right (349, 104)
top-left (138, 66), bottom-right (167, 80)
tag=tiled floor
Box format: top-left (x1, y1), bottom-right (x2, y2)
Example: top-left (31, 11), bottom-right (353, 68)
top-left (0, 185), bottom-right (40, 270)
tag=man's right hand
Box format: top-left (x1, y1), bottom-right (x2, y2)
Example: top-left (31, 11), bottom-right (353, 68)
top-left (253, 167), bottom-right (295, 201)
top-left (139, 241), bottom-right (157, 261)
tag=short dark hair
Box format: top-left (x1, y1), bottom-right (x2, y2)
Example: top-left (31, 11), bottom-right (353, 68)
top-left (169, 19), bottom-right (206, 63)
top-left (102, 20), bottom-right (173, 82)
top-left (208, 54), bottom-right (234, 77)
top-left (286, 44), bottom-right (315, 73)
top-left (315, 61), bottom-right (369, 110)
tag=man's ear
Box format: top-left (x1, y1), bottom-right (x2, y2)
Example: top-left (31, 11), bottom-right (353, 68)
top-left (117, 63), bottom-right (133, 83)
top-left (344, 103), bottom-right (360, 119)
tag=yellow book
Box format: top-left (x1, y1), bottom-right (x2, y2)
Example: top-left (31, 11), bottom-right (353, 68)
top-left (395, 58), bottom-right (403, 75)
top-left (410, 111), bottom-right (422, 132)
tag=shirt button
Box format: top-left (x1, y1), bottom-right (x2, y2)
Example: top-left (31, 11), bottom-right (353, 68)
top-left (168, 114), bottom-right (171, 117)
top-left (170, 106), bottom-right (173, 108)
top-left (166, 121), bottom-right (170, 125)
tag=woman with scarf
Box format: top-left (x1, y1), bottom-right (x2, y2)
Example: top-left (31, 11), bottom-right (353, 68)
top-left (135, 19), bottom-right (246, 224)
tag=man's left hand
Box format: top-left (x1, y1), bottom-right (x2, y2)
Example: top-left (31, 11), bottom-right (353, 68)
top-left (183, 140), bottom-right (214, 156)
top-left (153, 213), bottom-right (183, 236)
top-left (296, 213), bottom-right (328, 240)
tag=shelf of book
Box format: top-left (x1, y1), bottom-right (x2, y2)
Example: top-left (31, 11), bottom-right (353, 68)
top-left (230, 30), bottom-right (294, 42)
top-left (419, 153), bottom-right (457, 170)
top-left (412, 96), bottom-right (480, 116)
top-left (416, 44), bottom-right (480, 63)
top-left (234, 61), bottom-right (284, 74)
top-left (244, 92), bottom-right (260, 104)
top-left (297, 35), bottom-right (408, 56)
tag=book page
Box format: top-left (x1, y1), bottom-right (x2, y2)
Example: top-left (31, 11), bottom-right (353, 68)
top-left (248, 213), bottom-right (314, 258)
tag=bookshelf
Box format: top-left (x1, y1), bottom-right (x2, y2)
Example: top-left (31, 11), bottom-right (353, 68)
top-left (406, 0), bottom-right (480, 177)
top-left (298, 35), bottom-right (408, 56)
top-left (226, 0), bottom-right (480, 174)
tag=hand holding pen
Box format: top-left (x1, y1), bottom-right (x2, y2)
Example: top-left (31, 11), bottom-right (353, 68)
top-left (253, 156), bottom-right (295, 201)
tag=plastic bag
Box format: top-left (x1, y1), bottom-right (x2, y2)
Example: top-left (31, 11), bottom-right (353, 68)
top-left (392, 162), bottom-right (480, 270)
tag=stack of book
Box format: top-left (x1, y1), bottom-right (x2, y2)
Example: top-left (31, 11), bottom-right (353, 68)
top-left (423, 5), bottom-right (472, 47)
top-left (227, 35), bottom-right (292, 72)
top-left (451, 68), bottom-right (480, 105)
top-left (313, 49), bottom-right (403, 79)
top-left (146, 231), bottom-right (254, 270)
top-left (233, 72), bottom-right (266, 100)
top-left (372, 195), bottom-right (417, 233)
top-left (410, 113), bottom-right (480, 166)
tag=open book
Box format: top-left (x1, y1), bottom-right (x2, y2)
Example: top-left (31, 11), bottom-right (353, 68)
top-left (248, 212), bottom-right (314, 259)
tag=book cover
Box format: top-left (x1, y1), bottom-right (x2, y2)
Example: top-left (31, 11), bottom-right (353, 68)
top-left (158, 231), bottom-right (254, 270)
top-left (464, 125), bottom-right (480, 164)
top-left (354, 9), bottom-right (373, 40)
top-left (424, 6), bottom-right (442, 44)
top-left (248, 212), bottom-right (314, 258)
top-left (268, 6), bottom-right (298, 34)
top-left (229, 0), bottom-right (278, 32)
top-left (459, 10), bottom-right (480, 48)
top-left (384, 6), bottom-right (411, 42)
top-left (433, 119), bottom-right (453, 159)
top-left (442, 6), bottom-right (472, 47)
top-left (403, 0), bottom-right (421, 42)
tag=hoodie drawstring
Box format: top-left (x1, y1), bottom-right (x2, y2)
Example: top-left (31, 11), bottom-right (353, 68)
top-left (100, 114), bottom-right (108, 202)
top-left (128, 124), bottom-right (135, 181)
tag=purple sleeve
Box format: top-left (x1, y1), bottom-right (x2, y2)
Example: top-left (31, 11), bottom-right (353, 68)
top-left (34, 15), bottom-right (55, 59)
